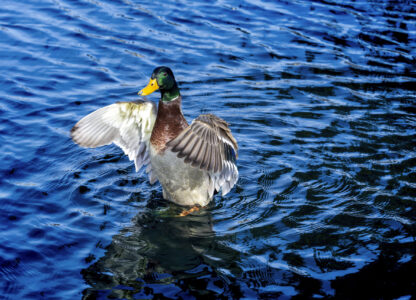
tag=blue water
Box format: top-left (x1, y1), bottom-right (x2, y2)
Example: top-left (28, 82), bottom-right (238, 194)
top-left (1, 0), bottom-right (416, 298)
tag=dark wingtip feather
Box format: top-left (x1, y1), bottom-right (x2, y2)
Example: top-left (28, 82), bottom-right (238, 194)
top-left (177, 151), bottom-right (187, 159)
top-left (70, 124), bottom-right (78, 135)
top-left (170, 146), bottom-right (180, 153)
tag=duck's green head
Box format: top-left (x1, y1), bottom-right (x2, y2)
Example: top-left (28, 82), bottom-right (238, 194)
top-left (138, 66), bottom-right (180, 102)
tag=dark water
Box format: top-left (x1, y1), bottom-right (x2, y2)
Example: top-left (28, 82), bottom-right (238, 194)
top-left (1, 0), bottom-right (416, 298)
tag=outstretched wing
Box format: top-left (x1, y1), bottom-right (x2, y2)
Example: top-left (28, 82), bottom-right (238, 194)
top-left (71, 100), bottom-right (158, 183)
top-left (166, 114), bottom-right (238, 197)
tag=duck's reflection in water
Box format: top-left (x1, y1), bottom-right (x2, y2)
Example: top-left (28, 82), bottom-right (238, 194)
top-left (81, 204), bottom-right (235, 299)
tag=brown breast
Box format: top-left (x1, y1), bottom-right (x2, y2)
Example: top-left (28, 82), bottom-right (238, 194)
top-left (150, 96), bottom-right (188, 153)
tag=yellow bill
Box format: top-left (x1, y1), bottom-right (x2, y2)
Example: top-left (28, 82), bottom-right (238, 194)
top-left (138, 78), bottom-right (159, 96)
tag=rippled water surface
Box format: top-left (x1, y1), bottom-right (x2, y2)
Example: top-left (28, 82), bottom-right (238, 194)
top-left (1, 0), bottom-right (416, 298)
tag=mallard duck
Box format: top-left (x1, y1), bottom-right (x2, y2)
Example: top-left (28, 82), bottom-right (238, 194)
top-left (71, 66), bottom-right (238, 209)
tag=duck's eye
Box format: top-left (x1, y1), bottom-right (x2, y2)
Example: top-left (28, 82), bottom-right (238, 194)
top-left (163, 73), bottom-right (167, 76)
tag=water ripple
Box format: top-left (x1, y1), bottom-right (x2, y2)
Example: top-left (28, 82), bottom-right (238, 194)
top-left (1, 0), bottom-right (415, 298)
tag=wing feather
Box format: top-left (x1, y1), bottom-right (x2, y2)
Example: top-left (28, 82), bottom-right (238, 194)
top-left (194, 139), bottom-right (207, 168)
top-left (177, 133), bottom-right (197, 159)
top-left (188, 138), bottom-right (203, 165)
top-left (71, 101), bottom-right (158, 183)
top-left (180, 133), bottom-right (198, 158)
top-left (201, 143), bottom-right (212, 170)
top-left (171, 128), bottom-right (192, 151)
top-left (207, 143), bottom-right (215, 172)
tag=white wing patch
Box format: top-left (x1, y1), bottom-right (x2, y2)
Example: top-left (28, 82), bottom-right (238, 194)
top-left (209, 160), bottom-right (239, 198)
top-left (71, 101), bottom-right (158, 183)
